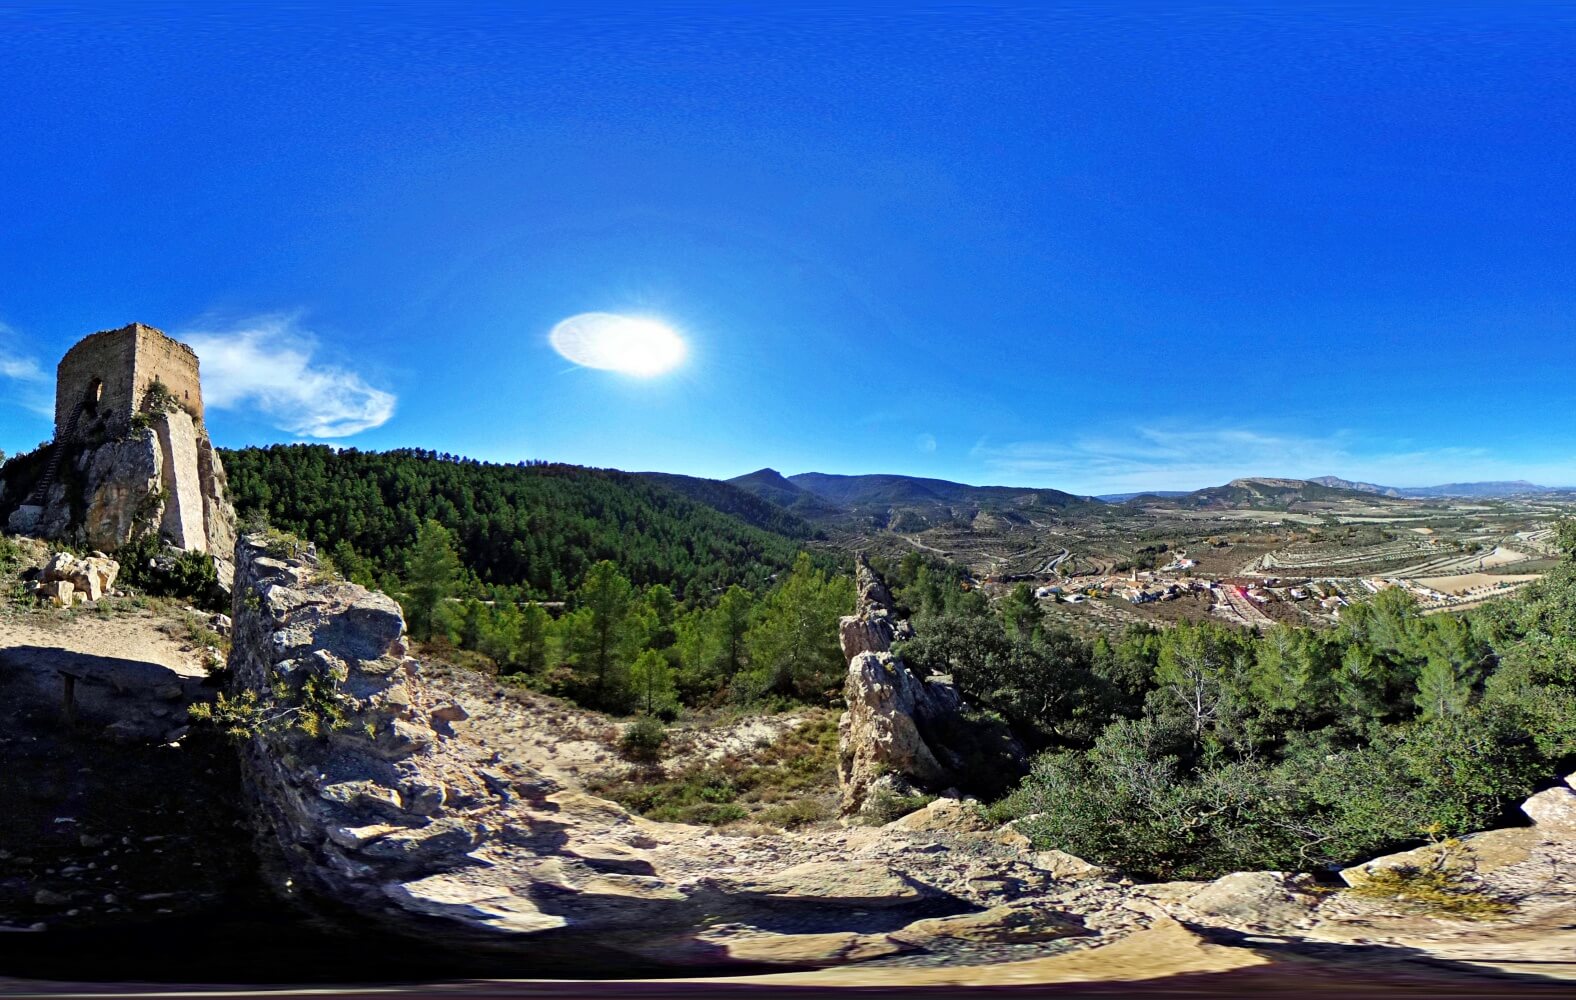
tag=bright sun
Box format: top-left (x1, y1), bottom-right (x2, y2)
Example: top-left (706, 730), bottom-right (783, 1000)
top-left (550, 312), bottom-right (687, 377)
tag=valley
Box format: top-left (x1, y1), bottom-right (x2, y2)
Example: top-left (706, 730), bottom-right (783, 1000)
top-left (711, 470), bottom-right (1576, 639)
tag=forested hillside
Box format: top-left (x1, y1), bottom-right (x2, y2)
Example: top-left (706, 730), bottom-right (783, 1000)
top-left (634, 472), bottom-right (820, 539)
top-left (221, 445), bottom-right (830, 600)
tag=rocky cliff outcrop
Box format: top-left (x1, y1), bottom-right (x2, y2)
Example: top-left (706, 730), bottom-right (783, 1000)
top-left (838, 554), bottom-right (1016, 816)
top-left (6, 411), bottom-right (236, 581)
top-left (225, 538), bottom-right (1131, 971)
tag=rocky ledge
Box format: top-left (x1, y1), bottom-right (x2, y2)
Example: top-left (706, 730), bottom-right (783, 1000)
top-left (226, 538), bottom-right (1576, 982)
top-left (227, 537), bottom-right (1134, 972)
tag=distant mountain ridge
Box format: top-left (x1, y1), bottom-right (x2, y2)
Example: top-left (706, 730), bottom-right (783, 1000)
top-left (1129, 476), bottom-right (1384, 510)
top-left (706, 469), bottom-right (1569, 522)
top-left (1309, 476), bottom-right (1403, 497)
top-left (784, 471), bottom-right (1093, 509)
top-left (720, 468), bottom-right (1107, 530)
top-left (1398, 480), bottom-right (1557, 498)
top-left (1313, 476), bottom-right (1564, 498)
top-left (725, 469), bottom-right (845, 519)
top-left (634, 471), bottom-right (821, 538)
top-left (1096, 490), bottom-right (1191, 503)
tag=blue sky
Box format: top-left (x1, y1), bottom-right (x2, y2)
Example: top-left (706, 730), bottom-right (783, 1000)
top-left (2, 6), bottom-right (1574, 494)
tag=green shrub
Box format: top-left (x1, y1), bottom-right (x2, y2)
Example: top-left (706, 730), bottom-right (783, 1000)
top-left (858, 788), bottom-right (936, 825)
top-left (757, 796), bottom-right (834, 829)
top-left (995, 708), bottom-right (1548, 880)
top-left (117, 534), bottom-right (225, 611)
top-left (619, 715), bottom-right (669, 763)
top-left (141, 378), bottom-right (181, 414)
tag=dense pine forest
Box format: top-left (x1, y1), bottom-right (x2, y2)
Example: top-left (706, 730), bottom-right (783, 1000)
top-left (221, 445), bottom-right (831, 600)
top-left (221, 445), bottom-right (854, 716)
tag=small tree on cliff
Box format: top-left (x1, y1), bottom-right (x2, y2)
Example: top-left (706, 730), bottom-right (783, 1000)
top-left (404, 519), bottom-right (462, 641)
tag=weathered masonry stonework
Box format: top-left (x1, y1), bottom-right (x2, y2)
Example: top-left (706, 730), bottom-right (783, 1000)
top-left (4, 323), bottom-right (235, 573)
top-left (54, 323), bottom-right (204, 437)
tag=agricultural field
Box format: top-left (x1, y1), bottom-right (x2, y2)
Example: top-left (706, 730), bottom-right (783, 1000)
top-left (863, 487), bottom-right (1576, 640)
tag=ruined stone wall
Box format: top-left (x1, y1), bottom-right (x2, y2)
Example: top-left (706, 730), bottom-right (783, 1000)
top-left (53, 324), bottom-right (203, 438)
top-left (54, 327), bottom-right (139, 437)
top-left (130, 324), bottom-right (203, 424)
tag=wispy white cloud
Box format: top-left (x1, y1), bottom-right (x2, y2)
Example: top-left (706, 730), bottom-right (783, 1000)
top-left (972, 424), bottom-right (1576, 494)
top-left (0, 321), bottom-right (54, 418)
top-left (181, 316), bottom-right (396, 438)
top-left (0, 354), bottom-right (45, 382)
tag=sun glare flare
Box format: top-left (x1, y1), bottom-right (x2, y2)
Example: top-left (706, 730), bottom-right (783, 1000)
top-left (550, 313), bottom-right (687, 377)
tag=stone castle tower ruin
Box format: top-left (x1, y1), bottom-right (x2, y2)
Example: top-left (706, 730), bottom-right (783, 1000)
top-left (53, 322), bottom-right (205, 439)
top-left (3, 323), bottom-right (236, 577)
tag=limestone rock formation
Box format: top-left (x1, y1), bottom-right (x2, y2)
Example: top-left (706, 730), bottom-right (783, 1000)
top-left (13, 411), bottom-right (237, 565)
top-left (27, 551), bottom-right (120, 605)
top-left (837, 553), bottom-right (1014, 817)
top-left (224, 537), bottom-right (1123, 971)
top-left (1521, 779), bottom-right (1576, 830)
top-left (2, 324), bottom-right (237, 584)
top-left (1180, 871), bottom-right (1326, 931)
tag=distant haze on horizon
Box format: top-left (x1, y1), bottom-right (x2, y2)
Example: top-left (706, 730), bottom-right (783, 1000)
top-left (3, 8), bottom-right (1575, 495)
top-left (714, 468), bottom-right (1572, 500)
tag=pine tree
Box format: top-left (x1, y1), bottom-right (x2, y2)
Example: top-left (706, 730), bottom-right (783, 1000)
top-left (630, 648), bottom-right (678, 717)
top-left (743, 553), bottom-right (853, 700)
top-left (516, 604), bottom-right (551, 676)
top-left (1415, 615), bottom-right (1483, 719)
top-left (1155, 622), bottom-right (1252, 739)
top-left (484, 602), bottom-right (523, 671)
top-left (711, 584), bottom-right (754, 679)
top-left (1000, 582), bottom-right (1043, 639)
top-left (404, 519), bottom-right (462, 640)
top-left (568, 560), bottom-right (637, 708)
top-left (644, 584), bottom-right (678, 650)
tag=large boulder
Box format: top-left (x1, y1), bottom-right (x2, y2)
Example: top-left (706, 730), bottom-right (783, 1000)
top-left (890, 903), bottom-right (1085, 946)
top-left (1341, 827), bottom-right (1544, 886)
top-left (1182, 872), bottom-right (1325, 931)
top-left (30, 551), bottom-right (120, 604)
top-left (1521, 785), bottom-right (1576, 830)
top-left (839, 651), bottom-right (955, 814)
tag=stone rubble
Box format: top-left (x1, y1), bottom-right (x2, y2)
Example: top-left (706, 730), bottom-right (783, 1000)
top-left (26, 551), bottom-right (120, 606)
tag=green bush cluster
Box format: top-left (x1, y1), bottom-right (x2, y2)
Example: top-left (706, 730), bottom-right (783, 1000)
top-left (619, 715), bottom-right (669, 763)
top-left (116, 533), bottom-right (224, 610)
top-left (591, 716), bottom-right (839, 828)
top-left (882, 552), bottom-right (1576, 880)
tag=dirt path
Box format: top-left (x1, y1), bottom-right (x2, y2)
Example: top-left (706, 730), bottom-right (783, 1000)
top-left (0, 609), bottom-right (206, 678)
